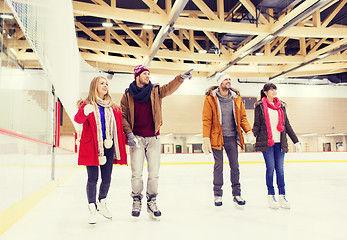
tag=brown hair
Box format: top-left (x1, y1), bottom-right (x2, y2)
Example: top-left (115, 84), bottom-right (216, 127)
top-left (260, 83), bottom-right (277, 99)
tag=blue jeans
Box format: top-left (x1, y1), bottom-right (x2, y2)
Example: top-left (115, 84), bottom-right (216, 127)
top-left (262, 143), bottom-right (286, 195)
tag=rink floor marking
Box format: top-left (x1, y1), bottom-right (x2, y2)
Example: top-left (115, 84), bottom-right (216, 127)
top-left (0, 167), bottom-right (78, 236)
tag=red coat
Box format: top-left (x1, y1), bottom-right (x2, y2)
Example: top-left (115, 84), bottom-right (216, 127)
top-left (74, 102), bottom-right (127, 166)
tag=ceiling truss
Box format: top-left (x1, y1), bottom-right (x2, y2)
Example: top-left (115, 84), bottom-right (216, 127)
top-left (1, 0), bottom-right (346, 79)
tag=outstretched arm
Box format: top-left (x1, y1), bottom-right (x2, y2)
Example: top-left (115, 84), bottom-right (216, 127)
top-left (159, 69), bottom-right (193, 98)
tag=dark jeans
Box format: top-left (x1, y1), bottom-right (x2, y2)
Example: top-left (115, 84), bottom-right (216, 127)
top-left (86, 145), bottom-right (114, 204)
top-left (262, 143), bottom-right (286, 195)
top-left (212, 136), bottom-right (241, 197)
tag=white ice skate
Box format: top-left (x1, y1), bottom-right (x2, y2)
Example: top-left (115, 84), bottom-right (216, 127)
top-left (268, 195), bottom-right (280, 209)
top-left (214, 196), bottom-right (222, 206)
top-left (88, 203), bottom-right (97, 224)
top-left (233, 196), bottom-right (246, 209)
top-left (278, 195), bottom-right (291, 209)
top-left (96, 198), bottom-right (112, 220)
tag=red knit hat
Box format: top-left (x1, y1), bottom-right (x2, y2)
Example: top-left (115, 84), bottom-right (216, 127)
top-left (134, 65), bottom-right (150, 79)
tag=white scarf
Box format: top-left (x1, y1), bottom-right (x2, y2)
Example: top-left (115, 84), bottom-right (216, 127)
top-left (93, 97), bottom-right (120, 165)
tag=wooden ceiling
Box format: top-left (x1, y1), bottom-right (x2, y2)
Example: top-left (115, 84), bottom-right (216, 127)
top-left (1, 0), bottom-right (347, 80)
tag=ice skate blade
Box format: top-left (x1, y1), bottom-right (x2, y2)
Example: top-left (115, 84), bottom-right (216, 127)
top-left (98, 212), bottom-right (112, 220)
top-left (148, 212), bottom-right (161, 221)
top-left (131, 211), bottom-right (141, 217)
top-left (234, 203), bottom-right (245, 210)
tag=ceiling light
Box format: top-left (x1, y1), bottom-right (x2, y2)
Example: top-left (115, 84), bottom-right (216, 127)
top-left (142, 25), bottom-right (153, 30)
top-left (255, 52), bottom-right (264, 56)
top-left (325, 133), bottom-right (345, 137)
top-left (301, 133), bottom-right (318, 137)
top-left (102, 22), bottom-right (113, 27)
top-left (198, 49), bottom-right (207, 54)
top-left (0, 14), bottom-right (14, 19)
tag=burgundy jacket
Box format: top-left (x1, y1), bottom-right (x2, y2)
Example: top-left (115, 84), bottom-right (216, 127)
top-left (74, 102), bottom-right (127, 166)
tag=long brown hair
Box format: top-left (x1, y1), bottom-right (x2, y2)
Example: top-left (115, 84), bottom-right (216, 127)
top-left (77, 76), bottom-right (116, 108)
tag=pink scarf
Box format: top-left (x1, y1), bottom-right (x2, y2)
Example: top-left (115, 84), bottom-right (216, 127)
top-left (262, 97), bottom-right (284, 146)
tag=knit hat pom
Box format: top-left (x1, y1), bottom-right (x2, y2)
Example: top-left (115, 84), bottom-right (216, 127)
top-left (268, 139), bottom-right (275, 147)
top-left (134, 65), bottom-right (150, 79)
top-left (99, 156), bottom-right (107, 165)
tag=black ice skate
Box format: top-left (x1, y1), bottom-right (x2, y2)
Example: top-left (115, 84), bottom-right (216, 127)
top-left (147, 194), bottom-right (161, 221)
top-left (233, 196), bottom-right (246, 206)
top-left (131, 196), bottom-right (142, 217)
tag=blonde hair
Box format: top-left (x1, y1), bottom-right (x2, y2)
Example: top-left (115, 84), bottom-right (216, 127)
top-left (77, 76), bottom-right (117, 108)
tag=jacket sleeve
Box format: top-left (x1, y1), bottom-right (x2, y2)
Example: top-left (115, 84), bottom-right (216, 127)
top-left (120, 92), bottom-right (132, 135)
top-left (74, 102), bottom-right (88, 124)
top-left (238, 96), bottom-right (252, 133)
top-left (252, 105), bottom-right (261, 137)
top-left (283, 106), bottom-right (299, 144)
top-left (202, 97), bottom-right (212, 138)
top-left (158, 75), bottom-right (184, 98)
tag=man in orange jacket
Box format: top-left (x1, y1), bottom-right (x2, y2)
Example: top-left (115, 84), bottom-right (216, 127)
top-left (202, 73), bottom-right (255, 207)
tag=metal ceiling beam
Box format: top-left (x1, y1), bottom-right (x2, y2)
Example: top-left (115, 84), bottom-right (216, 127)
top-left (143, 0), bottom-right (189, 66)
top-left (269, 44), bottom-right (347, 80)
top-left (210, 0), bottom-right (331, 78)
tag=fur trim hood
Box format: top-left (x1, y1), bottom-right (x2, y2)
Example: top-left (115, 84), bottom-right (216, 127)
top-left (205, 86), bottom-right (240, 97)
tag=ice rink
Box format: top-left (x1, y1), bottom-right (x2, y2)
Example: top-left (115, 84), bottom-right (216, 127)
top-left (1, 153), bottom-right (347, 240)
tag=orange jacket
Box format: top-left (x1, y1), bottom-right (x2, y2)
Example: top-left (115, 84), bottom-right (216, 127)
top-left (202, 86), bottom-right (252, 150)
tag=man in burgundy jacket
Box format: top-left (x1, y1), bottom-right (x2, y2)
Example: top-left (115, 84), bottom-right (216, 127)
top-left (120, 65), bottom-right (192, 220)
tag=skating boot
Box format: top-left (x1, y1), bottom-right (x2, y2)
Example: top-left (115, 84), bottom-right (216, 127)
top-left (131, 195), bottom-right (142, 217)
top-left (233, 196), bottom-right (246, 209)
top-left (147, 194), bottom-right (161, 221)
top-left (88, 203), bottom-right (97, 224)
top-left (278, 195), bottom-right (291, 209)
top-left (214, 196), bottom-right (222, 206)
top-left (233, 196), bottom-right (246, 205)
top-left (268, 195), bottom-right (280, 209)
top-left (96, 198), bottom-right (112, 219)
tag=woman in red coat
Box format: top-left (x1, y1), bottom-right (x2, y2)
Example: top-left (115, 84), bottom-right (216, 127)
top-left (74, 76), bottom-right (127, 224)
